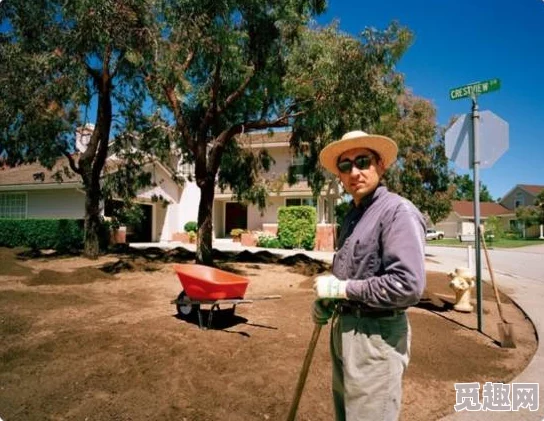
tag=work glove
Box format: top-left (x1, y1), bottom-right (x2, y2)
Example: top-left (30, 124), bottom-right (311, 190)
top-left (313, 274), bottom-right (348, 300)
top-left (312, 299), bottom-right (334, 325)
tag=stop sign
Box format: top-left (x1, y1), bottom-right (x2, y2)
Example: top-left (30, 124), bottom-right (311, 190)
top-left (445, 110), bottom-right (509, 169)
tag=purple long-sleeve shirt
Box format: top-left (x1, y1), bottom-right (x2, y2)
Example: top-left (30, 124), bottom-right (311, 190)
top-left (332, 185), bottom-right (426, 310)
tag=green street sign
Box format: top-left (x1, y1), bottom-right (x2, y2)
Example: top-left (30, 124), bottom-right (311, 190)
top-left (449, 78), bottom-right (501, 100)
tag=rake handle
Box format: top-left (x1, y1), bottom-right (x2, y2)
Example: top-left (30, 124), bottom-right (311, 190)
top-left (286, 323), bottom-right (322, 421)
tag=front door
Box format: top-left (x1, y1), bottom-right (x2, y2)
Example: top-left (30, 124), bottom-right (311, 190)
top-left (225, 202), bottom-right (247, 236)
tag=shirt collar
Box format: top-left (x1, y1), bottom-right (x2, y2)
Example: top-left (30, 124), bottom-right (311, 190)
top-left (352, 184), bottom-right (386, 212)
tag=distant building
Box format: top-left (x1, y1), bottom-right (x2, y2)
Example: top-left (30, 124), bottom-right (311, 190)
top-left (434, 200), bottom-right (515, 238)
top-left (500, 184), bottom-right (544, 238)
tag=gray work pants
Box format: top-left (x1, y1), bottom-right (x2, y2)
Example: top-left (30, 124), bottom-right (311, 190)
top-left (330, 311), bottom-right (411, 421)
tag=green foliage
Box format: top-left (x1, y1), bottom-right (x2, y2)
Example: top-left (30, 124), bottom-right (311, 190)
top-left (516, 190), bottom-right (544, 229)
top-left (277, 206), bottom-right (316, 250)
top-left (256, 233), bottom-right (282, 249)
top-left (516, 206), bottom-right (541, 227)
top-left (286, 22), bottom-right (413, 197)
top-left (484, 215), bottom-right (505, 240)
top-left (0, 219), bottom-right (84, 252)
top-left (184, 221), bottom-right (198, 233)
top-left (335, 201), bottom-right (351, 227)
top-left (451, 174), bottom-right (494, 202)
top-left (377, 93), bottom-right (454, 224)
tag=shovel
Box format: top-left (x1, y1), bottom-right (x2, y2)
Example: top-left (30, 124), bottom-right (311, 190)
top-left (286, 323), bottom-right (322, 421)
top-left (479, 227), bottom-right (516, 348)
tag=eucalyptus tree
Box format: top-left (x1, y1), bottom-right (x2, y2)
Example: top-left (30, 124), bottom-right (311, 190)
top-left (285, 22), bottom-right (413, 199)
top-left (137, 0), bottom-right (328, 265)
top-left (376, 93), bottom-right (455, 224)
top-left (0, 0), bottom-right (153, 258)
top-left (284, 25), bottom-right (453, 224)
top-left (451, 174), bottom-right (494, 203)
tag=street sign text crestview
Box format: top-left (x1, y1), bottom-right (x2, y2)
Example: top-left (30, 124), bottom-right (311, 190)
top-left (449, 78), bottom-right (501, 100)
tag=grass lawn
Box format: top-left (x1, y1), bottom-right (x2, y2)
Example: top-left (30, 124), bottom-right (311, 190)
top-left (427, 237), bottom-right (544, 248)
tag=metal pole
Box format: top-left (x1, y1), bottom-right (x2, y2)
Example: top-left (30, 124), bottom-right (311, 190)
top-left (472, 98), bottom-right (483, 333)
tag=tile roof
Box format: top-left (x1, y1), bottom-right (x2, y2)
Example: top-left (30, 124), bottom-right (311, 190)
top-left (452, 200), bottom-right (514, 218)
top-left (0, 157), bottom-right (80, 188)
top-left (518, 184), bottom-right (544, 196)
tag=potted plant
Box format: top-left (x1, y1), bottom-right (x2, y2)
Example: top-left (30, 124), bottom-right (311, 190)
top-left (230, 228), bottom-right (245, 242)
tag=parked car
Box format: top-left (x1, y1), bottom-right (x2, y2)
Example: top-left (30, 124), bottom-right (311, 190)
top-left (426, 228), bottom-right (445, 240)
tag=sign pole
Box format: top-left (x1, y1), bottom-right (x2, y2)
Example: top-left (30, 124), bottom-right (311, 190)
top-left (447, 77), bottom-right (507, 334)
top-left (471, 98), bottom-right (483, 333)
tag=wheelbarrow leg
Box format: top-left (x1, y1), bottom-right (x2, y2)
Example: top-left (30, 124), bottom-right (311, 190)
top-left (197, 308), bottom-right (205, 330)
top-left (208, 304), bottom-right (221, 329)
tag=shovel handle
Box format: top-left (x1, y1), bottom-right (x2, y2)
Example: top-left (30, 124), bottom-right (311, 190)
top-left (286, 324), bottom-right (322, 421)
top-left (479, 227), bottom-right (506, 321)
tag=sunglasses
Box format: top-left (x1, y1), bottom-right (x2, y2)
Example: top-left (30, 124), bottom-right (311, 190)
top-left (336, 154), bottom-right (375, 174)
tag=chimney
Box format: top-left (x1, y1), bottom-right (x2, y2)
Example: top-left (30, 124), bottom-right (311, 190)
top-left (75, 123), bottom-right (95, 153)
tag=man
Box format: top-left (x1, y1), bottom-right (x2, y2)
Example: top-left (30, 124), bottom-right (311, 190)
top-left (313, 130), bottom-right (426, 421)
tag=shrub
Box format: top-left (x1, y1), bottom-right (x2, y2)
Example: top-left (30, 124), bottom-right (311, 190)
top-left (256, 232), bottom-right (282, 249)
top-left (335, 201), bottom-right (350, 227)
top-left (277, 206), bottom-right (316, 250)
top-left (184, 221), bottom-right (198, 233)
top-left (0, 219), bottom-right (84, 252)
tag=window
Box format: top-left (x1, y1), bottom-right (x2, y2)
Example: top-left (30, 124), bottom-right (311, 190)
top-left (514, 192), bottom-right (524, 208)
top-left (0, 193), bottom-right (27, 219)
top-left (290, 154), bottom-right (305, 180)
top-left (286, 197), bottom-right (316, 207)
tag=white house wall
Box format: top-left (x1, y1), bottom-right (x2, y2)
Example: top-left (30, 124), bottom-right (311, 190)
top-left (136, 164), bottom-right (181, 204)
top-left (213, 201), bottom-right (224, 238)
top-left (27, 189), bottom-right (85, 219)
top-left (160, 181), bottom-right (201, 241)
top-left (247, 197), bottom-right (281, 232)
top-left (154, 202), bottom-right (168, 241)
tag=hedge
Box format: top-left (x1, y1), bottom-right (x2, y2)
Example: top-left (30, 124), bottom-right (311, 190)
top-left (0, 219), bottom-right (85, 252)
top-left (277, 206), bottom-right (316, 250)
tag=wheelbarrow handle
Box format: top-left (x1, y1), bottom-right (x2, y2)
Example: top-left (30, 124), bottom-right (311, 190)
top-left (286, 324), bottom-right (322, 421)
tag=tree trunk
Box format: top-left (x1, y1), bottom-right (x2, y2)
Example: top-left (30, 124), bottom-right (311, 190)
top-left (83, 179), bottom-right (102, 259)
top-left (196, 180), bottom-right (215, 266)
top-left (80, 75), bottom-right (112, 259)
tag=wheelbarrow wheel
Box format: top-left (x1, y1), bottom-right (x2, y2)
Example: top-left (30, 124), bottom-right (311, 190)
top-left (176, 291), bottom-right (200, 318)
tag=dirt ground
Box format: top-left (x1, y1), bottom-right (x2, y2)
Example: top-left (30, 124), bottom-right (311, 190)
top-left (0, 246), bottom-right (537, 421)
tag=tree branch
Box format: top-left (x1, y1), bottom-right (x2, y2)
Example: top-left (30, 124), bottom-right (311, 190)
top-left (163, 85), bottom-right (194, 151)
top-left (216, 67), bottom-right (254, 115)
top-left (62, 150), bottom-right (81, 176)
top-left (199, 57), bottom-right (222, 137)
top-left (208, 111), bottom-right (305, 174)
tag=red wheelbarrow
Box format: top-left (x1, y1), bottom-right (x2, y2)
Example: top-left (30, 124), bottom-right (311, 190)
top-left (171, 264), bottom-right (280, 329)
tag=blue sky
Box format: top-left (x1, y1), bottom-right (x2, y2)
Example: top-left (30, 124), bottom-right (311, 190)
top-left (317, 0), bottom-right (544, 201)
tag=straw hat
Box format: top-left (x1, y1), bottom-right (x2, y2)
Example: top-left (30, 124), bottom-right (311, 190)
top-left (319, 130), bottom-right (398, 176)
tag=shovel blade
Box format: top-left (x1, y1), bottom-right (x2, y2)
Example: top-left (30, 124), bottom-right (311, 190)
top-left (498, 322), bottom-right (516, 349)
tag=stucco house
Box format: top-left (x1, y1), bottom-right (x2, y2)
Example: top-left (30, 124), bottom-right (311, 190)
top-left (434, 200), bottom-right (515, 238)
top-left (0, 130), bottom-right (339, 245)
top-left (0, 156), bottom-right (182, 243)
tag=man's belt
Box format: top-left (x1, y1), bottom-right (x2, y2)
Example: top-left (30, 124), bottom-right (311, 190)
top-left (336, 302), bottom-right (405, 318)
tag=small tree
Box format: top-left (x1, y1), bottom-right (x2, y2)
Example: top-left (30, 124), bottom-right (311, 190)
top-left (451, 174), bottom-right (494, 202)
top-left (484, 215), bottom-right (504, 240)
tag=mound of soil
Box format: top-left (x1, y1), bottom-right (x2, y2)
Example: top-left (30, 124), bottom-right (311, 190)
top-left (0, 247), bottom-right (537, 421)
top-left (25, 267), bottom-right (114, 286)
